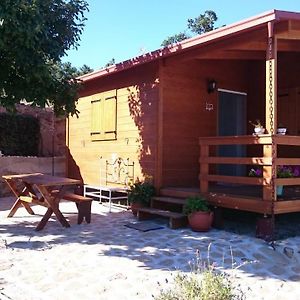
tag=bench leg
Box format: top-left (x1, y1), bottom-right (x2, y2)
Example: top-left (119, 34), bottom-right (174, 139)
top-left (76, 201), bottom-right (92, 224)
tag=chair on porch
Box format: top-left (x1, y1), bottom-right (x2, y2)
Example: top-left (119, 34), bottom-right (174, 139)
top-left (83, 157), bottom-right (134, 212)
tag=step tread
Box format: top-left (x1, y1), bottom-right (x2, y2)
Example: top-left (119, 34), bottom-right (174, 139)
top-left (138, 207), bottom-right (186, 219)
top-left (152, 196), bottom-right (186, 205)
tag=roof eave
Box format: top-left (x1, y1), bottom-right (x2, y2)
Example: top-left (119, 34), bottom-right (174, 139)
top-left (79, 9), bottom-right (300, 83)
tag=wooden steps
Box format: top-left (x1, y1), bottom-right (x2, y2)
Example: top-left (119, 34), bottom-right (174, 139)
top-left (135, 193), bottom-right (189, 229)
top-left (151, 196), bottom-right (186, 205)
top-left (159, 187), bottom-right (199, 199)
top-left (137, 207), bottom-right (187, 229)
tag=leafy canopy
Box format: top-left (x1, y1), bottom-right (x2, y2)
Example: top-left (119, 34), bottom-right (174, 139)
top-left (161, 10), bottom-right (218, 47)
top-left (0, 0), bottom-right (89, 116)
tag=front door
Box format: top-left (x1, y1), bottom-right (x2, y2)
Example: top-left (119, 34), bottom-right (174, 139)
top-left (218, 89), bottom-right (247, 176)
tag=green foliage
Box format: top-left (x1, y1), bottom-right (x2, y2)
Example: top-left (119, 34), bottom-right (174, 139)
top-left (128, 179), bottom-right (156, 206)
top-left (155, 248), bottom-right (245, 300)
top-left (0, 113), bottom-right (39, 156)
top-left (161, 32), bottom-right (190, 47)
top-left (105, 58), bottom-right (116, 68)
top-left (161, 10), bottom-right (218, 46)
top-left (0, 0), bottom-right (89, 116)
top-left (183, 196), bottom-right (210, 215)
top-left (187, 10), bottom-right (218, 35)
top-left (156, 271), bottom-right (240, 300)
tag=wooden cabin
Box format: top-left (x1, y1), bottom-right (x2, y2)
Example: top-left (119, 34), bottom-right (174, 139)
top-left (67, 9), bottom-right (300, 218)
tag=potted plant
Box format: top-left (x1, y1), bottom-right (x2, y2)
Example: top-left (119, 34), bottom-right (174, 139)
top-left (128, 177), bottom-right (155, 216)
top-left (276, 165), bottom-right (295, 196)
top-left (249, 165), bottom-right (300, 196)
top-left (183, 196), bottom-right (213, 232)
top-left (249, 119), bottom-right (265, 134)
top-left (277, 124), bottom-right (287, 135)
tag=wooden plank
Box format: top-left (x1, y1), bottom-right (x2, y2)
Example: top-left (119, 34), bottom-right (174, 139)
top-left (155, 60), bottom-right (164, 190)
top-left (274, 200), bottom-right (300, 214)
top-left (274, 135), bottom-right (300, 146)
top-left (201, 174), bottom-right (266, 185)
top-left (200, 145), bottom-right (209, 193)
top-left (207, 193), bottom-right (272, 214)
top-left (199, 135), bottom-right (272, 146)
top-left (263, 144), bottom-right (275, 201)
top-left (275, 158), bottom-right (300, 165)
top-left (199, 156), bottom-right (272, 165)
top-left (265, 31), bottom-right (277, 134)
top-left (275, 178), bottom-right (300, 186)
top-left (152, 196), bottom-right (186, 205)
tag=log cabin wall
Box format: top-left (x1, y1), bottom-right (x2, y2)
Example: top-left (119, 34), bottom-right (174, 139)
top-left (160, 58), bottom-right (249, 187)
top-left (277, 52), bottom-right (300, 158)
top-left (67, 62), bottom-right (160, 186)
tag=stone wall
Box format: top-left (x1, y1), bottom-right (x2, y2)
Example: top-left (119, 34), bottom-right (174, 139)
top-left (0, 104), bottom-right (66, 157)
top-left (0, 156), bottom-right (66, 197)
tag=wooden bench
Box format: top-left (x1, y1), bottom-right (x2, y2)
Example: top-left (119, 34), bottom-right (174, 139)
top-left (62, 192), bottom-right (92, 224)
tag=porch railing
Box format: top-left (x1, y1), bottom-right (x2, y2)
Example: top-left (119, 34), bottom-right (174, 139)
top-left (199, 134), bottom-right (300, 202)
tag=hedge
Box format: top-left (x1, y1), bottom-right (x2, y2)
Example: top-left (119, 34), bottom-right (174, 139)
top-left (0, 113), bottom-right (40, 156)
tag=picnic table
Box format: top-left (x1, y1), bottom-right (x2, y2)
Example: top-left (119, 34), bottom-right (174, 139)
top-left (1, 173), bottom-right (90, 230)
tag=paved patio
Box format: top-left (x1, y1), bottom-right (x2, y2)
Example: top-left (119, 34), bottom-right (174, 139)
top-left (1, 197), bottom-right (300, 300)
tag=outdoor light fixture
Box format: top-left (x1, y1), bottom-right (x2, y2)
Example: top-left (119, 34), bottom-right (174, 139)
top-left (207, 79), bottom-right (217, 93)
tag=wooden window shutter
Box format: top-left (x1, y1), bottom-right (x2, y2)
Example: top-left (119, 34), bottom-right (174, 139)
top-left (103, 95), bottom-right (117, 139)
top-left (91, 99), bottom-right (101, 139)
top-left (90, 89), bottom-right (117, 141)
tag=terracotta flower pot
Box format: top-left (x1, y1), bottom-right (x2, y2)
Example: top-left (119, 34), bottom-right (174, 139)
top-left (188, 211), bottom-right (214, 232)
top-left (130, 202), bottom-right (144, 216)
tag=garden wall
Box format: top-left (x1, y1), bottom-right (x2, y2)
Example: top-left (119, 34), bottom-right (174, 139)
top-left (0, 156), bottom-right (66, 197)
top-left (0, 104), bottom-right (66, 157)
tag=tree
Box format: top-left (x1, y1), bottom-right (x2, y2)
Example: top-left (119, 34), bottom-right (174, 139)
top-left (104, 58), bottom-right (116, 68)
top-left (77, 64), bottom-right (94, 76)
top-left (161, 10), bottom-right (218, 47)
top-left (187, 10), bottom-right (217, 35)
top-left (0, 0), bottom-right (89, 116)
top-left (161, 32), bottom-right (190, 47)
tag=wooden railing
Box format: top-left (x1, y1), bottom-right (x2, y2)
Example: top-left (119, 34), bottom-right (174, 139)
top-left (199, 134), bottom-right (300, 202)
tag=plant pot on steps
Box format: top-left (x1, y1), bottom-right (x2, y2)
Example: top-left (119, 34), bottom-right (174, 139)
top-left (188, 211), bottom-right (214, 232)
top-left (131, 202), bottom-right (145, 216)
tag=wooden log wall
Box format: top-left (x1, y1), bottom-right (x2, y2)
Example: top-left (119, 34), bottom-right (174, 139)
top-left (67, 62), bottom-right (159, 186)
top-left (161, 59), bottom-right (249, 187)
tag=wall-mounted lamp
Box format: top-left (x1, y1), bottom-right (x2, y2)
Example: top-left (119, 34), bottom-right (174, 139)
top-left (207, 79), bottom-right (217, 94)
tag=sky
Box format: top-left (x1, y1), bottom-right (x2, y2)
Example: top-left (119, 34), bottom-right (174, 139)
top-left (62, 0), bottom-right (300, 71)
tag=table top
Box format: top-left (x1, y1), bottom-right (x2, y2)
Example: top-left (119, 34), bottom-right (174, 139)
top-left (2, 173), bottom-right (81, 187)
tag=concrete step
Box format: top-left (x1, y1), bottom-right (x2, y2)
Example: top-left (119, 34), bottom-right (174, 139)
top-left (137, 207), bottom-right (187, 229)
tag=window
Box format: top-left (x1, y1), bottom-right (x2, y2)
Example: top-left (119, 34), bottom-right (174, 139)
top-left (91, 89), bottom-right (117, 140)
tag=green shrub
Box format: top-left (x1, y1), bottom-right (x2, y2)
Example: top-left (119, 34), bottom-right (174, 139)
top-left (155, 247), bottom-right (245, 300)
top-left (183, 196), bottom-right (210, 215)
top-left (128, 177), bottom-right (155, 206)
top-left (0, 113), bottom-right (39, 156)
top-left (155, 270), bottom-right (241, 300)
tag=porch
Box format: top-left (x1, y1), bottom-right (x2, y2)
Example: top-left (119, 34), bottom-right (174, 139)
top-left (199, 134), bottom-right (300, 215)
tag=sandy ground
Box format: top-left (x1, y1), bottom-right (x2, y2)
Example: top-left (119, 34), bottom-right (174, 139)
top-left (1, 197), bottom-right (300, 300)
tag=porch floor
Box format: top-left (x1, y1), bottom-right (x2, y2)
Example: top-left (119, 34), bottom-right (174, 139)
top-left (162, 185), bottom-right (300, 239)
top-left (164, 184), bottom-right (300, 200)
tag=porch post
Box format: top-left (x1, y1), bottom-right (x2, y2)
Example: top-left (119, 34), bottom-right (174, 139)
top-left (200, 144), bottom-right (209, 193)
top-left (265, 21), bottom-right (277, 134)
top-left (263, 21), bottom-right (278, 202)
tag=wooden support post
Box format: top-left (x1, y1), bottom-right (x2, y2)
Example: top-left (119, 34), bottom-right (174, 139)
top-left (200, 144), bottom-right (209, 193)
top-left (263, 144), bottom-right (277, 201)
top-left (155, 60), bottom-right (164, 190)
top-left (264, 22), bottom-right (278, 203)
top-left (265, 22), bottom-right (278, 134)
